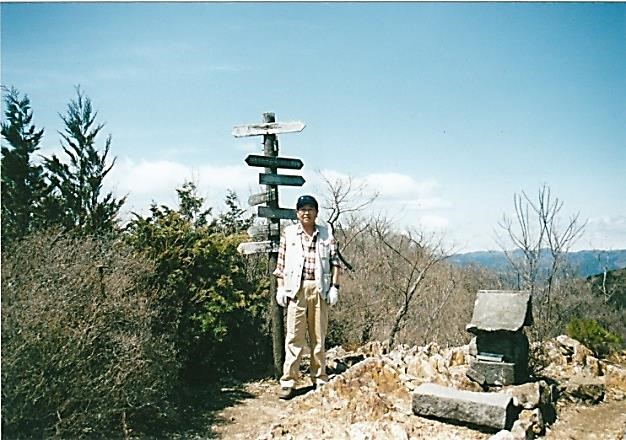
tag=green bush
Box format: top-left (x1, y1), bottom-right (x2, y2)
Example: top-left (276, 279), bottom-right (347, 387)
top-left (565, 317), bottom-right (623, 357)
top-left (125, 187), bottom-right (270, 383)
top-left (1, 231), bottom-right (179, 438)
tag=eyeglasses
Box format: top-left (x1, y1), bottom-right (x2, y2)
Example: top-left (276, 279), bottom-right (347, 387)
top-left (298, 207), bottom-right (316, 213)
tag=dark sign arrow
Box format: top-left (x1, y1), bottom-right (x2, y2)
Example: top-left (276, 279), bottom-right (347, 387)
top-left (245, 155), bottom-right (304, 170)
top-left (258, 206), bottom-right (297, 220)
top-left (259, 173), bottom-right (305, 187)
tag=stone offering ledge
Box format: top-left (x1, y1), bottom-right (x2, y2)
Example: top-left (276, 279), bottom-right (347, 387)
top-left (412, 383), bottom-right (517, 431)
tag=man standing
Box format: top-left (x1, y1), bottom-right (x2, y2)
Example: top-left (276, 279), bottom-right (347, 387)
top-left (273, 195), bottom-right (341, 400)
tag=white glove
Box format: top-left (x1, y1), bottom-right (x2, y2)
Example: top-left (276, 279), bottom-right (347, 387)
top-left (276, 286), bottom-right (289, 307)
top-left (327, 286), bottom-right (339, 306)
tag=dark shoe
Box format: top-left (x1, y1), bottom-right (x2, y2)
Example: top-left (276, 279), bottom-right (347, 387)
top-left (278, 387), bottom-right (294, 400)
top-left (314, 382), bottom-right (326, 390)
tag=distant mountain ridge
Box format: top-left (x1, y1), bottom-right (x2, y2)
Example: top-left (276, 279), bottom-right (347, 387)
top-left (448, 249), bottom-right (626, 278)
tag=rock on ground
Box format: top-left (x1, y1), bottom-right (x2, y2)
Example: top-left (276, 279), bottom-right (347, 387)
top-left (210, 336), bottom-right (626, 440)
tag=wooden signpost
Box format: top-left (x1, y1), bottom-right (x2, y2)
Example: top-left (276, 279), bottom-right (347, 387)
top-left (234, 112), bottom-right (306, 378)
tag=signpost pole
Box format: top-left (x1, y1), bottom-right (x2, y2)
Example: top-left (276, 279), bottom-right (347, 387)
top-left (236, 112), bottom-right (305, 379)
top-left (263, 112), bottom-right (285, 379)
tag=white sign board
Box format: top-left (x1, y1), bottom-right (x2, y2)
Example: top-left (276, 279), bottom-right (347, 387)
top-left (232, 121), bottom-right (305, 138)
top-left (237, 240), bottom-right (279, 255)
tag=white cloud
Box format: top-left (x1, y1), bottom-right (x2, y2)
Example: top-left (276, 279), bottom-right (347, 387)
top-left (417, 215), bottom-right (450, 231)
top-left (112, 159), bottom-right (189, 195)
top-left (364, 173), bottom-right (450, 210)
top-left (365, 173), bottom-right (436, 198)
top-left (306, 169), bottom-right (449, 210)
top-left (579, 216), bottom-right (626, 250)
top-left (298, 168), bottom-right (453, 239)
top-left (105, 158), bottom-right (259, 219)
top-left (196, 163), bottom-right (255, 192)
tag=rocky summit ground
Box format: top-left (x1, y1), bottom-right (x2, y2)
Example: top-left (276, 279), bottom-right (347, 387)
top-left (203, 337), bottom-right (626, 440)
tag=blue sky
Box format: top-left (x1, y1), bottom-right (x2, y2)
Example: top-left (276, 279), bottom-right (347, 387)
top-left (2, 2), bottom-right (625, 251)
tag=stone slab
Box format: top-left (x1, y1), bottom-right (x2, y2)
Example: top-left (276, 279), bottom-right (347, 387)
top-left (412, 382), bottom-right (517, 431)
top-left (466, 290), bottom-right (532, 333)
top-left (469, 359), bottom-right (528, 386)
top-left (502, 381), bottom-right (547, 409)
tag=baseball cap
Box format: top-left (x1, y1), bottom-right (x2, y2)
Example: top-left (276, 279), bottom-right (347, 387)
top-left (296, 195), bottom-right (318, 211)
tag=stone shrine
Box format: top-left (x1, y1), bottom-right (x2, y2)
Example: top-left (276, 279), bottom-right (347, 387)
top-left (466, 290), bottom-right (533, 386)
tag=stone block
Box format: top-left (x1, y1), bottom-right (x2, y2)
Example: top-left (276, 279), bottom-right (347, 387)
top-left (585, 355), bottom-right (602, 376)
top-left (466, 366), bottom-right (487, 387)
top-left (518, 408), bottom-right (545, 436)
top-left (466, 290), bottom-right (532, 333)
top-left (511, 418), bottom-right (535, 439)
top-left (469, 337), bottom-right (478, 356)
top-left (469, 358), bottom-right (528, 386)
top-left (429, 353), bottom-right (447, 374)
top-left (412, 382), bottom-right (517, 431)
top-left (406, 353), bottom-right (438, 381)
top-left (447, 347), bottom-right (467, 367)
top-left (605, 363), bottom-right (626, 392)
top-left (502, 380), bottom-right (550, 409)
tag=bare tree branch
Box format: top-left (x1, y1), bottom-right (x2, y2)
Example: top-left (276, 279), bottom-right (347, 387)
top-left (319, 172), bottom-right (378, 271)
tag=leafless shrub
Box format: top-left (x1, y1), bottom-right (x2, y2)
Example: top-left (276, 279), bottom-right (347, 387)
top-left (496, 185), bottom-right (587, 339)
top-left (327, 217), bottom-right (505, 350)
top-left (1, 230), bottom-right (179, 438)
top-left (398, 263), bottom-right (506, 347)
top-left (527, 277), bottom-right (626, 345)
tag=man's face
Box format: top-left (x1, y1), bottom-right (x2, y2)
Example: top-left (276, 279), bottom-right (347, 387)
top-left (297, 204), bottom-right (318, 227)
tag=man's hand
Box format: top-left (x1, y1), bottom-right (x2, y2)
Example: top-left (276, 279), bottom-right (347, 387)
top-left (276, 286), bottom-right (289, 307)
top-left (327, 286), bottom-right (339, 306)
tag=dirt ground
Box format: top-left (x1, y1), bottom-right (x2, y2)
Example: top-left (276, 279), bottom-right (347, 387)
top-left (205, 380), bottom-right (626, 440)
top-left (209, 380), bottom-right (291, 439)
top-left (543, 399), bottom-right (626, 440)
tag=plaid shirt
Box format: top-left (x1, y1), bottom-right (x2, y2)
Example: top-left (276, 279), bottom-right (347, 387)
top-left (274, 224), bottom-right (339, 280)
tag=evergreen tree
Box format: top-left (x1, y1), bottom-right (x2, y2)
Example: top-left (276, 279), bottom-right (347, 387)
top-left (43, 86), bottom-right (125, 234)
top-left (176, 181), bottom-right (213, 228)
top-left (217, 189), bottom-right (254, 235)
top-left (1, 87), bottom-right (47, 243)
top-left (126, 182), bottom-right (268, 382)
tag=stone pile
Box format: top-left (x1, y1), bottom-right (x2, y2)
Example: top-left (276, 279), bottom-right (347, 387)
top-left (256, 336), bottom-right (625, 440)
top-left (258, 357), bottom-right (492, 440)
top-left (533, 335), bottom-right (626, 403)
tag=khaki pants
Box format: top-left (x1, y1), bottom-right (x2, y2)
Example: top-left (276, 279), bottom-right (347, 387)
top-left (280, 280), bottom-right (329, 388)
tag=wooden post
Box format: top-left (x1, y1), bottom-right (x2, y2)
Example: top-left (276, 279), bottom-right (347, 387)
top-left (236, 112), bottom-right (305, 379)
top-left (263, 112), bottom-right (285, 378)
top-left (97, 264), bottom-right (105, 296)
